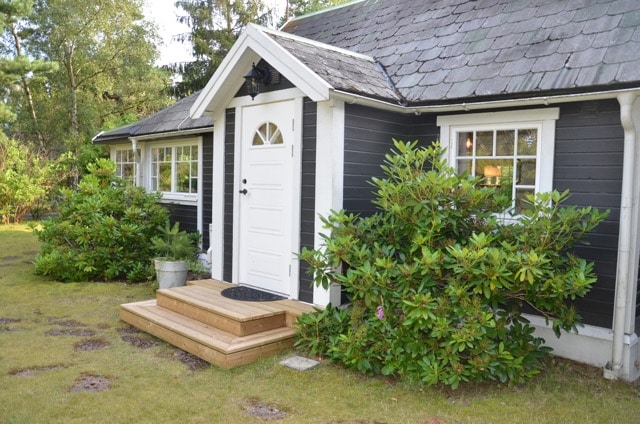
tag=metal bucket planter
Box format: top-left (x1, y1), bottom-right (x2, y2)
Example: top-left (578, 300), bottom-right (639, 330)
top-left (154, 259), bottom-right (189, 289)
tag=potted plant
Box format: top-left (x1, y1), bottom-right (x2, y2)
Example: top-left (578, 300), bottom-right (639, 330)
top-left (151, 222), bottom-right (199, 289)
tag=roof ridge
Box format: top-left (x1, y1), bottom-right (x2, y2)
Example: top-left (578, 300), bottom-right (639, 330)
top-left (280, 0), bottom-right (366, 27)
top-left (256, 24), bottom-right (376, 63)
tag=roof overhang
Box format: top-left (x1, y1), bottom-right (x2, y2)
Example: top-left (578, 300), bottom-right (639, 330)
top-left (191, 24), bottom-right (333, 118)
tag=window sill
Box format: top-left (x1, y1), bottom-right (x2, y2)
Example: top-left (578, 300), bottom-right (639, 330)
top-left (158, 192), bottom-right (198, 205)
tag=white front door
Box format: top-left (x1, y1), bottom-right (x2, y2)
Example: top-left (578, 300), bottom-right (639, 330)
top-left (238, 100), bottom-right (297, 296)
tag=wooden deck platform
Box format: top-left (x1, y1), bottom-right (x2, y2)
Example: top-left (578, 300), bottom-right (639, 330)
top-left (120, 279), bottom-right (317, 369)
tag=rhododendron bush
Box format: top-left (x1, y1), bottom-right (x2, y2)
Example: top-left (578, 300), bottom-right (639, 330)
top-left (296, 140), bottom-right (608, 388)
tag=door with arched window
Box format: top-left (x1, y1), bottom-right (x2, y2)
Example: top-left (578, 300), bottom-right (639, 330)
top-left (238, 99), bottom-right (298, 296)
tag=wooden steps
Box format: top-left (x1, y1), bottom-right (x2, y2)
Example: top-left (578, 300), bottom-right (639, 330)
top-left (120, 280), bottom-right (316, 369)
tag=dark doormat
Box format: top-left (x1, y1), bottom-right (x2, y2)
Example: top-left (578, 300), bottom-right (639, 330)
top-left (221, 286), bottom-right (285, 302)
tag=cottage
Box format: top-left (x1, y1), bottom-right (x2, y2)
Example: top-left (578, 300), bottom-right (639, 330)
top-left (94, 0), bottom-right (640, 380)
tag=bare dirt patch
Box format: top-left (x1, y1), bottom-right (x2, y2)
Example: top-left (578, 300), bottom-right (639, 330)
top-left (70, 374), bottom-right (111, 393)
top-left (242, 398), bottom-right (288, 421)
top-left (172, 349), bottom-right (211, 371)
top-left (48, 318), bottom-right (86, 327)
top-left (74, 338), bottom-right (111, 351)
top-left (120, 334), bottom-right (158, 349)
top-left (0, 256), bottom-right (20, 262)
top-left (118, 326), bottom-right (158, 349)
top-left (46, 328), bottom-right (97, 337)
top-left (117, 326), bottom-right (142, 335)
top-left (9, 365), bottom-right (66, 377)
top-left (0, 317), bottom-right (24, 332)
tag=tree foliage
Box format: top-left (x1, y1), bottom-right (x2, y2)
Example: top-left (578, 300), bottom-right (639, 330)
top-left (0, 0), bottom-right (57, 133)
top-left (297, 140), bottom-right (608, 388)
top-left (0, 133), bottom-right (67, 223)
top-left (33, 159), bottom-right (170, 282)
top-left (1, 0), bottom-right (172, 171)
top-left (168, 0), bottom-right (272, 98)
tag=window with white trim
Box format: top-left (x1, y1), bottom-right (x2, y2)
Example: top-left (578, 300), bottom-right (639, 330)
top-left (151, 144), bottom-right (198, 195)
top-left (437, 108), bottom-right (559, 214)
top-left (114, 148), bottom-right (139, 186)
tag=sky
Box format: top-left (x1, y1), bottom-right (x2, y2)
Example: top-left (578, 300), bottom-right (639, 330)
top-left (143, 0), bottom-right (288, 66)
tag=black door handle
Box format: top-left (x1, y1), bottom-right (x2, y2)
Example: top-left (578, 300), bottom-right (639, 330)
top-left (239, 189), bottom-right (248, 195)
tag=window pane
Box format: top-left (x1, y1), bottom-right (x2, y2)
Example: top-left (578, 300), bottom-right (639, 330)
top-left (477, 159), bottom-right (511, 186)
top-left (476, 131), bottom-right (493, 156)
top-left (192, 145), bottom-right (198, 159)
top-left (272, 129), bottom-right (283, 144)
top-left (517, 159), bottom-right (536, 185)
top-left (159, 163), bottom-right (172, 191)
top-left (123, 164), bottom-right (134, 179)
top-left (496, 130), bottom-right (515, 156)
top-left (253, 132), bottom-right (265, 145)
top-left (176, 162), bottom-right (189, 192)
top-left (457, 132), bottom-right (473, 157)
top-left (515, 189), bottom-right (535, 213)
top-left (457, 159), bottom-right (472, 174)
top-left (518, 128), bottom-right (537, 155)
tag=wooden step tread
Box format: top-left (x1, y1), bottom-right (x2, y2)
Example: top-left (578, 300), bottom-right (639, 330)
top-left (121, 300), bottom-right (295, 354)
top-left (158, 286), bottom-right (285, 321)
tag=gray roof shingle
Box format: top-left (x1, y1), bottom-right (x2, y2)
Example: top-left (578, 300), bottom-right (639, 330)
top-left (93, 91), bottom-right (212, 143)
top-left (281, 0), bottom-right (640, 104)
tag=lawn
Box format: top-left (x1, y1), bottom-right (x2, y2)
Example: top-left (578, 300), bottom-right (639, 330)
top-left (1, 223), bottom-right (639, 423)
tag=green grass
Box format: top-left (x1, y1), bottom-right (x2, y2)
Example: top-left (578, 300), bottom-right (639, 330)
top-left (1, 223), bottom-right (639, 423)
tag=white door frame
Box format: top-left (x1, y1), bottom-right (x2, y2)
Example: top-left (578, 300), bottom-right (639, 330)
top-left (230, 91), bottom-right (303, 299)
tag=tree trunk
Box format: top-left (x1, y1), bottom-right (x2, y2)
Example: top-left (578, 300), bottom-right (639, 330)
top-left (10, 23), bottom-right (45, 152)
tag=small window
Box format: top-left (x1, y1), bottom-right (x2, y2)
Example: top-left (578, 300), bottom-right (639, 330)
top-left (151, 144), bottom-right (198, 194)
top-left (114, 148), bottom-right (139, 186)
top-left (437, 108), bottom-right (559, 215)
top-left (455, 127), bottom-right (538, 213)
top-left (252, 122), bottom-right (283, 146)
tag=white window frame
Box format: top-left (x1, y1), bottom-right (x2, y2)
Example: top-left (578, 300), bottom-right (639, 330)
top-left (437, 108), bottom-right (559, 216)
top-left (148, 138), bottom-right (202, 204)
top-left (111, 145), bottom-right (140, 186)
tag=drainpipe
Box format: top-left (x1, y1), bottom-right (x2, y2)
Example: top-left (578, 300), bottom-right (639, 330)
top-left (607, 92), bottom-right (639, 379)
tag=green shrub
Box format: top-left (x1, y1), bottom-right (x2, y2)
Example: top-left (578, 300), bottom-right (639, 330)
top-left (297, 140), bottom-right (608, 388)
top-left (33, 158), bottom-right (169, 282)
top-left (0, 135), bottom-right (66, 223)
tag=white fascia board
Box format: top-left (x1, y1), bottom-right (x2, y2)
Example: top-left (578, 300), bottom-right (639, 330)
top-left (190, 24), bottom-right (331, 118)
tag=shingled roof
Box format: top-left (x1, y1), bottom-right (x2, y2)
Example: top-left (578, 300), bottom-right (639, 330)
top-left (280, 0), bottom-right (640, 105)
top-left (93, 91), bottom-right (212, 143)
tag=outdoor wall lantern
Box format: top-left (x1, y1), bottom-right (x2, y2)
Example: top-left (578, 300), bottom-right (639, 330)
top-left (244, 63), bottom-right (271, 100)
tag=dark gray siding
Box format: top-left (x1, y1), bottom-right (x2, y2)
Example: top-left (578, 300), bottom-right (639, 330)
top-left (166, 203), bottom-right (197, 234)
top-left (202, 132), bottom-right (213, 249)
top-left (299, 99), bottom-right (317, 303)
top-left (224, 109), bottom-right (235, 283)
top-left (554, 99), bottom-right (623, 328)
top-left (343, 103), bottom-right (439, 217)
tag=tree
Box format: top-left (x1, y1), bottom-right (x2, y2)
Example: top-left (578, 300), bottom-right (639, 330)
top-left (0, 0), bottom-right (57, 143)
top-left (169, 0), bottom-right (272, 98)
top-left (6, 0), bottom-right (172, 165)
